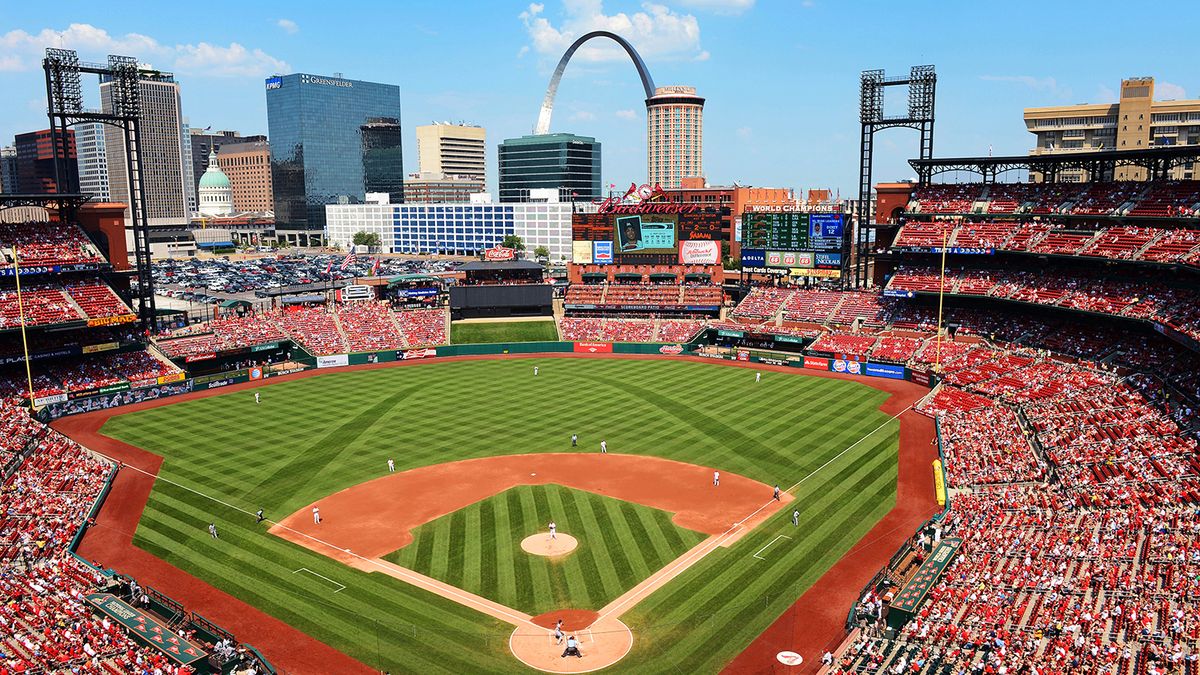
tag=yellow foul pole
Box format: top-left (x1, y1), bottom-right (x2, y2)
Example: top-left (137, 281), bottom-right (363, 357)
top-left (12, 245), bottom-right (35, 406)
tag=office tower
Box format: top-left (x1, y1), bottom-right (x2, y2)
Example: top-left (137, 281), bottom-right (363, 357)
top-left (14, 128), bottom-right (78, 194)
top-left (646, 85), bottom-right (704, 189)
top-left (75, 122), bottom-right (110, 201)
top-left (497, 133), bottom-right (600, 203)
top-left (416, 123), bottom-right (486, 189)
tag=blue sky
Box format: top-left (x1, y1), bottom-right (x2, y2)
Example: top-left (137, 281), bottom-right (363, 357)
top-left (1, 0), bottom-right (1196, 196)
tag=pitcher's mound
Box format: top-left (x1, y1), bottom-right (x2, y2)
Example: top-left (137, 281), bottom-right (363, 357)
top-left (521, 533), bottom-right (578, 557)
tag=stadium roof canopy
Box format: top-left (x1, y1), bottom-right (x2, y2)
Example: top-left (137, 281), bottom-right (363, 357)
top-left (909, 145), bottom-right (1200, 184)
top-left (458, 260), bottom-right (543, 271)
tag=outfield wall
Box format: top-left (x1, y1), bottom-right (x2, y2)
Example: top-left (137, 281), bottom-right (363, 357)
top-left (37, 341), bottom-right (934, 421)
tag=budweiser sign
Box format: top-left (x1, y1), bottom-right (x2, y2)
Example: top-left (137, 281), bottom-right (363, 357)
top-left (659, 344), bottom-right (685, 355)
top-left (483, 247), bottom-right (516, 261)
top-left (594, 182), bottom-right (700, 215)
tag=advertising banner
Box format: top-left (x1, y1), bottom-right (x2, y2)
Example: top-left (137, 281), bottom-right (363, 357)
top-left (814, 252), bottom-right (842, 269)
top-left (574, 341), bottom-right (613, 353)
top-left (593, 241), bottom-right (614, 264)
top-left (800, 268), bottom-right (842, 279)
top-left (400, 348), bottom-right (438, 360)
top-left (659, 344), bottom-right (685, 355)
top-left (483, 246), bottom-right (517, 261)
top-left (251, 342), bottom-right (281, 352)
top-left (766, 251), bottom-right (813, 268)
top-left (884, 289), bottom-right (916, 298)
top-left (82, 342), bottom-right (120, 354)
top-left (864, 362), bottom-right (907, 379)
top-left (316, 354), bottom-right (349, 369)
top-left (248, 367), bottom-right (263, 380)
top-left (183, 353), bottom-right (216, 363)
top-left (572, 240), bottom-right (594, 264)
top-left (85, 593), bottom-right (207, 665)
top-left (398, 288), bottom-right (439, 298)
top-left (910, 369), bottom-right (931, 386)
top-left (717, 329), bottom-right (744, 338)
top-left (42, 380), bottom-right (195, 419)
top-left (678, 240), bottom-right (720, 264)
top-left (831, 359), bottom-right (863, 375)
top-left (0, 346), bottom-right (78, 366)
top-left (87, 314), bottom-right (137, 328)
top-left (34, 393), bottom-right (68, 407)
top-left (740, 249), bottom-right (766, 268)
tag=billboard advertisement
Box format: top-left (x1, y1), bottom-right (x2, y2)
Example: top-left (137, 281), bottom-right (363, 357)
top-left (574, 341), bottom-right (613, 353)
top-left (802, 356), bottom-right (829, 370)
top-left (615, 214), bottom-right (677, 254)
top-left (592, 241), bottom-right (614, 264)
top-left (741, 249), bottom-right (766, 267)
top-left (317, 354), bottom-right (349, 368)
top-left (865, 362), bottom-right (907, 379)
top-left (572, 240), bottom-right (594, 264)
top-left (831, 359), bottom-right (863, 375)
top-left (678, 240), bottom-right (721, 264)
top-left (766, 251), bottom-right (813, 268)
top-left (815, 252), bottom-right (842, 269)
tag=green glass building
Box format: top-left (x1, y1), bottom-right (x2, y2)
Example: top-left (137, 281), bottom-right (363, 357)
top-left (497, 133), bottom-right (600, 203)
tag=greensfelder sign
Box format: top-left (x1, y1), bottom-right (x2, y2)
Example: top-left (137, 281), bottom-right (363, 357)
top-left (890, 537), bottom-right (962, 615)
top-left (85, 593), bottom-right (208, 665)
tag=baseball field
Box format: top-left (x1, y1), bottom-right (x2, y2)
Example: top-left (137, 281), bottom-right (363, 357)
top-left (96, 358), bottom-right (902, 673)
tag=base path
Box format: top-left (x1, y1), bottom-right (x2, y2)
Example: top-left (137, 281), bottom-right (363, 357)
top-left (522, 532), bottom-right (579, 557)
top-left (271, 453), bottom-right (788, 560)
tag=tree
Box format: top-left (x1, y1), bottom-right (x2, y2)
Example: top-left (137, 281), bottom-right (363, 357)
top-left (352, 231), bottom-right (381, 249)
top-left (502, 234), bottom-right (525, 251)
top-left (534, 245), bottom-right (550, 260)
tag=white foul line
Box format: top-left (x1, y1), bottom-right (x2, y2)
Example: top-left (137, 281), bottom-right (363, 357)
top-left (752, 535), bottom-right (792, 560)
top-left (292, 567), bottom-right (345, 592)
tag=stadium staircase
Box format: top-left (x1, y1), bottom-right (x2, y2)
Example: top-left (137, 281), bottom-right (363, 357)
top-left (329, 311), bottom-right (352, 348)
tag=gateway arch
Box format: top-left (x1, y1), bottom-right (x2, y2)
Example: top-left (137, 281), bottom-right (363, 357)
top-left (533, 31), bottom-right (656, 135)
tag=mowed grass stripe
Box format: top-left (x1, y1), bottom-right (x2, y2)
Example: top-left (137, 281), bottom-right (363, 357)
top-left (102, 358), bottom-right (904, 672)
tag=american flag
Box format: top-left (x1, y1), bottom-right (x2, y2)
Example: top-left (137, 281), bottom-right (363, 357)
top-left (371, 257), bottom-right (381, 275)
top-left (340, 253), bottom-right (357, 270)
top-left (324, 261), bottom-right (332, 276)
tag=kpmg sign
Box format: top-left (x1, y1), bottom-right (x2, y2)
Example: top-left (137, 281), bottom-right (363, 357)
top-left (265, 76), bottom-right (282, 90)
top-left (299, 74), bottom-right (354, 88)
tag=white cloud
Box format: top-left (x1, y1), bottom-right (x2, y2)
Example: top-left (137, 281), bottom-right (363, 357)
top-left (276, 18), bottom-right (299, 34)
top-left (615, 109), bottom-right (637, 119)
top-left (174, 42), bottom-right (289, 77)
top-left (1157, 81), bottom-right (1186, 100)
top-left (1095, 84), bottom-right (1118, 103)
top-left (0, 23), bottom-right (288, 77)
top-left (517, 45), bottom-right (531, 58)
top-left (736, 126), bottom-right (752, 140)
top-left (674, 0), bottom-right (754, 15)
top-left (570, 110), bottom-right (597, 121)
top-left (520, 1), bottom-right (707, 63)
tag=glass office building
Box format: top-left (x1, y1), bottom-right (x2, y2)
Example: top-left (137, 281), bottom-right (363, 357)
top-left (266, 73), bottom-right (403, 234)
top-left (497, 133), bottom-right (601, 203)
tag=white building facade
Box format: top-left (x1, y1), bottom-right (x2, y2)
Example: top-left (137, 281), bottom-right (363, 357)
top-left (326, 200), bottom-right (593, 261)
top-left (75, 122), bottom-right (110, 202)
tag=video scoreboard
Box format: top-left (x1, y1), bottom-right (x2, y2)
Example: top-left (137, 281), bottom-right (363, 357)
top-left (740, 212), bottom-right (843, 251)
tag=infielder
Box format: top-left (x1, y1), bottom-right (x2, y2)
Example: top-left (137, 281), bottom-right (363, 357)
top-left (255, 508), bottom-right (264, 524)
top-left (773, 485), bottom-right (782, 501)
top-left (312, 506), bottom-right (322, 524)
top-left (713, 470), bottom-right (720, 486)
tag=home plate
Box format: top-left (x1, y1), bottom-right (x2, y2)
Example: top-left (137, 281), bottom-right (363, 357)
top-left (777, 651), bottom-right (803, 666)
top-left (531, 473), bottom-right (537, 476)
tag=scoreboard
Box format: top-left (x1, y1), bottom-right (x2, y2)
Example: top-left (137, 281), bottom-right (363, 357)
top-left (740, 212), bottom-right (844, 251)
top-left (741, 213), bottom-right (808, 250)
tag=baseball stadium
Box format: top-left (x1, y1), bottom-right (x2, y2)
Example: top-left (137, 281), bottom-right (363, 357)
top-left (3, 40), bottom-right (1200, 675)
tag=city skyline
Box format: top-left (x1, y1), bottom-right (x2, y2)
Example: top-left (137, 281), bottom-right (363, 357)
top-left (1, 0), bottom-right (1198, 197)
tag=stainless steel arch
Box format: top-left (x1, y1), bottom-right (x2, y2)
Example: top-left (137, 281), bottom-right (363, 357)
top-left (533, 31), bottom-right (656, 135)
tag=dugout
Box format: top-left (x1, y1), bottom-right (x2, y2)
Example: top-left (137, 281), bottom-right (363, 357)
top-left (450, 260), bottom-right (552, 319)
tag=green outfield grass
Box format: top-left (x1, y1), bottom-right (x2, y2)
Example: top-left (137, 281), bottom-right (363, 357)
top-left (384, 484), bottom-right (705, 614)
top-left (101, 358), bottom-right (900, 674)
top-left (449, 319), bottom-right (559, 344)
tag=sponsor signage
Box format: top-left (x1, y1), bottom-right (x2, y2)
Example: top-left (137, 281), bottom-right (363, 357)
top-left (248, 367), bottom-right (263, 380)
top-left (130, 379), bottom-right (157, 389)
top-left (183, 353), bottom-right (216, 363)
top-left (746, 204), bottom-right (843, 214)
top-left (775, 335), bottom-right (806, 344)
top-left (831, 359), bottom-right (863, 375)
top-left (678, 240), bottom-right (720, 265)
top-left (766, 251), bottom-right (813, 268)
top-left (1, 346), bottom-right (77, 366)
top-left (316, 354), bottom-right (349, 368)
top-left (910, 369), bottom-right (931, 386)
top-left (87, 314), bottom-right (137, 328)
top-left (933, 459), bottom-right (946, 507)
top-left (265, 76), bottom-right (282, 89)
top-left (592, 241), bottom-right (614, 264)
top-left (717, 329), bottom-right (744, 338)
top-left (740, 248), bottom-right (766, 268)
top-left (884, 289), bottom-right (916, 298)
top-left (572, 240), bottom-right (594, 264)
top-left (34, 393), bottom-right (68, 407)
top-left (0, 263), bottom-right (107, 277)
top-left (799, 268), bottom-right (842, 279)
top-left (251, 342), bottom-right (280, 352)
top-left (299, 74), bottom-right (353, 88)
top-left (399, 287), bottom-right (439, 298)
top-left (192, 370), bottom-right (245, 386)
top-left (901, 246), bottom-right (995, 255)
top-left (85, 593), bottom-right (207, 665)
top-left (736, 350), bottom-right (750, 361)
top-left (743, 266), bottom-right (788, 276)
top-left (82, 342), bottom-right (120, 354)
top-left (42, 380), bottom-right (195, 419)
top-left (864, 362), bottom-right (907, 379)
top-left (802, 356), bottom-right (829, 370)
top-left (157, 372), bottom-right (185, 385)
top-left (593, 182), bottom-right (701, 214)
top-left (659, 344), bottom-right (684, 355)
top-left (573, 341), bottom-right (613, 353)
top-left (400, 348), bottom-right (438, 360)
top-left (814, 252), bottom-right (842, 269)
top-left (483, 246), bottom-right (516, 261)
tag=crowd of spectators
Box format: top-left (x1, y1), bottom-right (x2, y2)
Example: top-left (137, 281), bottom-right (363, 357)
top-left (906, 180), bottom-right (1200, 217)
top-left (0, 280), bottom-right (133, 330)
top-left (565, 283), bottom-right (722, 309)
top-left (0, 221), bottom-right (105, 267)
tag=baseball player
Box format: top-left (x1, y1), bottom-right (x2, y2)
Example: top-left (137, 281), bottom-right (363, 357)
top-left (208, 523), bottom-right (219, 539)
top-left (571, 433), bottom-right (577, 447)
top-left (713, 470), bottom-right (720, 486)
top-left (792, 509), bottom-right (800, 526)
top-left (549, 521), bottom-right (557, 540)
top-left (534, 365), bottom-right (539, 376)
top-left (755, 372), bottom-right (761, 383)
top-left (255, 508), bottom-right (264, 524)
top-left (387, 458), bottom-right (395, 473)
top-left (600, 440), bottom-right (607, 454)
top-left (554, 619), bottom-right (565, 645)
top-left (312, 507), bottom-right (322, 524)
top-left (773, 485), bottom-right (782, 501)
top-left (254, 391), bottom-right (260, 404)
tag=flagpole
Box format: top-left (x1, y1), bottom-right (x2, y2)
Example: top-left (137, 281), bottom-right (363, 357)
top-left (13, 246), bottom-right (35, 406)
top-left (934, 224), bottom-right (949, 372)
